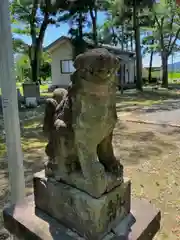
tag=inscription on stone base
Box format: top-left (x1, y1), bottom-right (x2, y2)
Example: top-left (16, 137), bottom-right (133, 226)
top-left (34, 171), bottom-right (131, 240)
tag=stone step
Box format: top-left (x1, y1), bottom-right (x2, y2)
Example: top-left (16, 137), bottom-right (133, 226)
top-left (3, 195), bottom-right (160, 240)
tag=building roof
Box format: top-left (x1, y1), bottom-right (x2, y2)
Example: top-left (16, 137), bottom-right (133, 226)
top-left (45, 36), bottom-right (71, 53)
top-left (45, 36), bottom-right (135, 58)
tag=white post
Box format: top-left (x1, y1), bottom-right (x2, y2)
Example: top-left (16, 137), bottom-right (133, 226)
top-left (0, 0), bottom-right (25, 203)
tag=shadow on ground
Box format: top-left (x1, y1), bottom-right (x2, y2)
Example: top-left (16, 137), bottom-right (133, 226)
top-left (114, 121), bottom-right (177, 166)
top-left (116, 89), bottom-right (180, 115)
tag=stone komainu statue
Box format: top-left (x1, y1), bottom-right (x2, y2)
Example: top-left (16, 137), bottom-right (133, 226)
top-left (43, 48), bottom-right (123, 197)
top-left (43, 87), bottom-right (80, 176)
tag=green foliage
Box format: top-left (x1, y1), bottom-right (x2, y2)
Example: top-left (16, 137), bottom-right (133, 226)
top-left (141, 1), bottom-right (180, 87)
top-left (11, 0), bottom-right (180, 89)
top-left (15, 52), bottom-right (51, 82)
top-left (15, 54), bottom-right (31, 82)
top-left (142, 1), bottom-right (180, 56)
top-left (39, 53), bottom-right (51, 81)
top-left (11, 0), bottom-right (58, 83)
top-left (12, 38), bottom-right (29, 54)
top-left (152, 1), bottom-right (180, 55)
top-left (56, 1), bottom-right (100, 56)
top-left (98, 0), bottom-right (155, 49)
top-left (97, 1), bottom-right (130, 47)
top-left (58, 9), bottom-right (89, 57)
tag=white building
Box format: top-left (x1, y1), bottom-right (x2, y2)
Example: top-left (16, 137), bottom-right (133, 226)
top-left (45, 36), bottom-right (136, 89)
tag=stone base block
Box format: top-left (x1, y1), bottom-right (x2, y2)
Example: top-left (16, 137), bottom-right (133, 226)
top-left (34, 171), bottom-right (131, 240)
top-left (3, 195), bottom-right (161, 240)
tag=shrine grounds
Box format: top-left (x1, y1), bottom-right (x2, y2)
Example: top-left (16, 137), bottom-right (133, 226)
top-left (0, 89), bottom-right (180, 239)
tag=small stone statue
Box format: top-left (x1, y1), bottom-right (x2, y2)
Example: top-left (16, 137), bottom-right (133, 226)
top-left (43, 88), bottom-right (67, 162)
top-left (43, 48), bottom-right (123, 197)
top-left (43, 88), bottom-right (67, 176)
top-left (43, 88), bottom-right (79, 177)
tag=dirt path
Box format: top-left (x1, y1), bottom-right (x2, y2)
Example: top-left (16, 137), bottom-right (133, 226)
top-left (118, 97), bottom-right (180, 126)
top-left (134, 108), bottom-right (180, 125)
top-left (115, 121), bottom-right (180, 240)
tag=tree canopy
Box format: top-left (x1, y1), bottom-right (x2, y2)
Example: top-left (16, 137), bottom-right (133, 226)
top-left (11, 0), bottom-right (180, 88)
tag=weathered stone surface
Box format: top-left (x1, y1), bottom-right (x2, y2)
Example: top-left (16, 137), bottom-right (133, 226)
top-left (52, 170), bottom-right (123, 199)
top-left (3, 195), bottom-right (160, 240)
top-left (34, 171), bottom-right (131, 240)
top-left (112, 213), bottom-right (136, 237)
top-left (42, 48), bottom-right (123, 198)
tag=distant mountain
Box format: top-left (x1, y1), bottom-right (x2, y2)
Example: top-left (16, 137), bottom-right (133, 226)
top-left (168, 61), bottom-right (180, 72)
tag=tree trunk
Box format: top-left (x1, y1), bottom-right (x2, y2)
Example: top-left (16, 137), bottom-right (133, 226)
top-left (161, 53), bottom-right (168, 88)
top-left (89, 8), bottom-right (98, 46)
top-left (78, 11), bottom-right (83, 40)
top-left (121, 24), bottom-right (124, 50)
top-left (126, 35), bottom-right (128, 51)
top-left (30, 45), bottom-right (41, 83)
top-left (133, 0), bottom-right (143, 91)
top-left (130, 33), bottom-right (133, 51)
top-left (29, 5), bottom-right (49, 84)
top-left (30, 59), bottom-right (37, 83)
top-left (148, 50), bottom-right (153, 83)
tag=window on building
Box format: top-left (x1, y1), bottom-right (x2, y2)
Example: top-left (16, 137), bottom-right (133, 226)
top-left (60, 60), bottom-right (75, 74)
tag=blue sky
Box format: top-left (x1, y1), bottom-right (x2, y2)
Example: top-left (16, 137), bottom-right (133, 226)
top-left (15, 11), bottom-right (180, 67)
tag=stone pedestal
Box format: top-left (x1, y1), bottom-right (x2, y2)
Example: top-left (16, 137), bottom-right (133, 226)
top-left (34, 171), bottom-right (131, 240)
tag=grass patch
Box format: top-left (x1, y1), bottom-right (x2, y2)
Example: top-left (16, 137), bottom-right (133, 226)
top-left (21, 138), bottom-right (46, 151)
top-left (120, 99), bottom-right (162, 106)
top-left (143, 68), bottom-right (180, 80)
top-left (0, 137), bottom-right (6, 158)
top-left (0, 83), bottom-right (50, 97)
top-left (40, 84), bottom-right (49, 92)
top-left (23, 121), bottom-right (41, 129)
top-left (40, 92), bottom-right (53, 97)
top-left (116, 88), bottom-right (180, 109)
top-left (168, 72), bottom-right (180, 79)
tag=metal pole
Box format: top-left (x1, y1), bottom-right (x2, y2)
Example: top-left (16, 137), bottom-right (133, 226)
top-left (0, 0), bottom-right (25, 204)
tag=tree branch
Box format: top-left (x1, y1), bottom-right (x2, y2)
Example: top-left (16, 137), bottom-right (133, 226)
top-left (154, 14), bottom-right (161, 29)
top-left (89, 5), bottom-right (98, 45)
top-left (38, 3), bottom-right (49, 47)
top-left (167, 9), bottom-right (175, 51)
top-left (168, 27), bottom-right (180, 56)
top-left (154, 15), bottom-right (165, 52)
top-left (15, 3), bottom-right (30, 15)
top-left (30, 0), bottom-right (38, 45)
